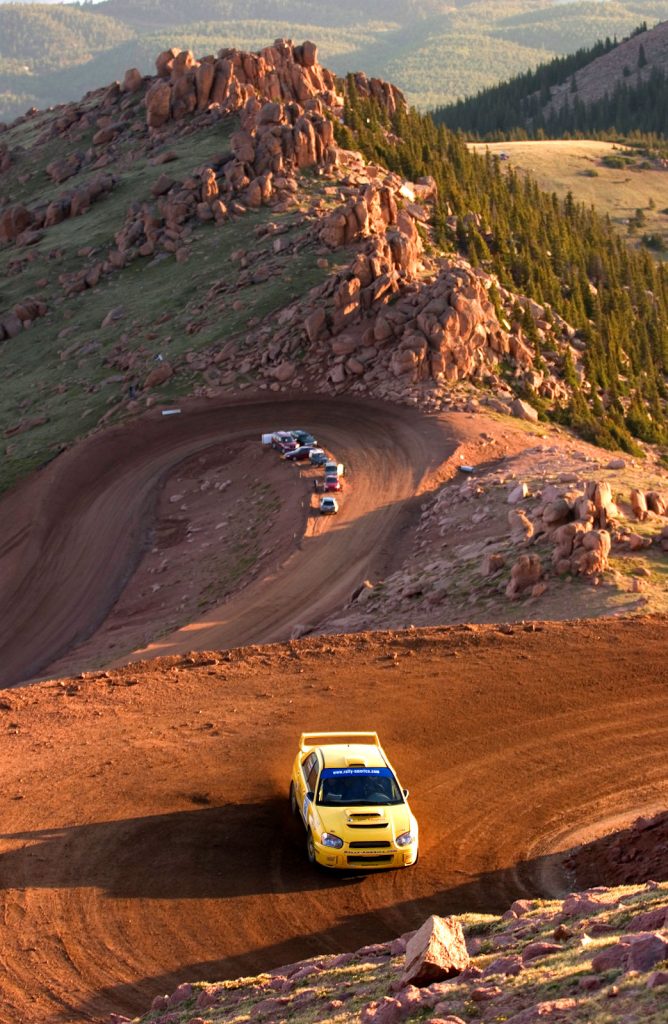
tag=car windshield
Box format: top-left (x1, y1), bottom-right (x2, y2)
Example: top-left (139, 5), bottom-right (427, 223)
top-left (317, 767), bottom-right (403, 806)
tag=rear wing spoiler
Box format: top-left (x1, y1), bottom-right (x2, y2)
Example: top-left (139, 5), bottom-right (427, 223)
top-left (300, 731), bottom-right (380, 751)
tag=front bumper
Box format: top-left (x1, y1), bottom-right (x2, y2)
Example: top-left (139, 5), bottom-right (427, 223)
top-left (313, 840), bottom-right (418, 869)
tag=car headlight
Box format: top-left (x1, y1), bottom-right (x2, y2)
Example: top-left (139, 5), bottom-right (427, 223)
top-left (320, 833), bottom-right (344, 849)
top-left (396, 831), bottom-right (416, 847)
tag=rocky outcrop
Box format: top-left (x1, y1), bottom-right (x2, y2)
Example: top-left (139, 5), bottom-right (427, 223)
top-left (105, 90), bottom-right (339, 271)
top-left (0, 174), bottom-right (115, 247)
top-left (144, 39), bottom-right (405, 131)
top-left (0, 295), bottom-right (48, 343)
top-left (631, 487), bottom-right (666, 520)
top-left (351, 70), bottom-right (405, 118)
top-left (121, 882), bottom-right (668, 1024)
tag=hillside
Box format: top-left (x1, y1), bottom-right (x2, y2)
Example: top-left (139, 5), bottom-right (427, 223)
top-left (1, 38), bottom-right (668, 683)
top-left (129, 881), bottom-right (668, 1024)
top-left (435, 17), bottom-right (668, 137)
top-left (469, 139), bottom-right (668, 256)
top-left (1, 0), bottom-right (667, 119)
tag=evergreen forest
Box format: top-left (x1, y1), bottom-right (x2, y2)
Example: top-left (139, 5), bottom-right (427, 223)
top-left (340, 80), bottom-right (668, 451)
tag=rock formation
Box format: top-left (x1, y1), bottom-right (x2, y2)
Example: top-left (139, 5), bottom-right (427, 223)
top-left (144, 39), bottom-right (403, 131)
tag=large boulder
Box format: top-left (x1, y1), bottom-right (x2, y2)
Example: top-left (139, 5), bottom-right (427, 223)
top-left (156, 48), bottom-right (181, 78)
top-left (122, 68), bottom-right (143, 93)
top-left (143, 362), bottom-right (173, 388)
top-left (305, 307), bottom-right (327, 343)
top-left (631, 488), bottom-right (648, 521)
top-left (0, 204), bottom-right (33, 243)
top-left (508, 509), bottom-right (533, 543)
top-left (592, 932), bottom-right (668, 974)
top-left (511, 397), bottom-right (539, 424)
top-left (146, 80), bottom-right (172, 128)
top-left (543, 498), bottom-right (572, 527)
top-left (196, 60), bottom-right (216, 110)
top-left (571, 529), bottom-right (610, 576)
top-left (506, 554), bottom-right (542, 598)
top-left (646, 491), bottom-right (666, 516)
top-left (400, 916), bottom-right (469, 987)
top-left (272, 360), bottom-right (296, 382)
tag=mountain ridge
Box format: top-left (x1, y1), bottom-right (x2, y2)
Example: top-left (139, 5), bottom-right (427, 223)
top-left (1, 0), bottom-right (666, 118)
top-left (434, 17), bottom-right (668, 136)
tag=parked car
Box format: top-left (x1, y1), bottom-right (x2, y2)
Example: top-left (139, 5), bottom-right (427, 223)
top-left (289, 731), bottom-right (418, 869)
top-left (272, 431), bottom-right (299, 453)
top-left (319, 496), bottom-right (339, 515)
top-left (284, 445), bottom-right (317, 461)
top-left (324, 474), bottom-right (342, 492)
top-left (309, 449), bottom-right (328, 466)
top-left (324, 460), bottom-right (344, 477)
top-left (290, 429), bottom-right (317, 446)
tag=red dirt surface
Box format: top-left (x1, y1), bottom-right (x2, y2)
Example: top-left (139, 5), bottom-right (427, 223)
top-left (0, 395), bottom-right (459, 687)
top-left (0, 618), bottom-right (666, 1024)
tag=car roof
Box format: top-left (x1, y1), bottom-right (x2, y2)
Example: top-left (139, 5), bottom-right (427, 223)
top-left (320, 743), bottom-right (387, 769)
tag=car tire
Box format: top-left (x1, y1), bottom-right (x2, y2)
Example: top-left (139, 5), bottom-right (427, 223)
top-left (306, 829), bottom-right (316, 866)
top-left (289, 782), bottom-right (299, 817)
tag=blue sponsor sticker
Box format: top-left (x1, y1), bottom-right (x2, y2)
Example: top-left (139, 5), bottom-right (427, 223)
top-left (321, 767), bottom-right (393, 779)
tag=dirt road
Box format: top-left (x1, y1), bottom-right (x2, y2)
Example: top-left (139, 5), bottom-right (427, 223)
top-left (0, 397), bottom-right (455, 687)
top-left (0, 619), bottom-right (666, 1024)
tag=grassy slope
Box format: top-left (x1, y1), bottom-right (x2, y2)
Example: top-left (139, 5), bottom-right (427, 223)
top-left (128, 883), bottom-right (668, 1024)
top-left (470, 139), bottom-right (668, 256)
top-left (0, 1), bottom-right (665, 118)
top-left (0, 104), bottom-right (342, 494)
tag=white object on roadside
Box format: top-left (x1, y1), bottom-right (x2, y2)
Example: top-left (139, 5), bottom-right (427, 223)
top-left (161, 409), bottom-right (181, 416)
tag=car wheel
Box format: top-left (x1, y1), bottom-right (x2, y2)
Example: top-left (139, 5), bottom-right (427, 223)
top-left (289, 782), bottom-right (299, 817)
top-left (306, 829), bottom-right (316, 865)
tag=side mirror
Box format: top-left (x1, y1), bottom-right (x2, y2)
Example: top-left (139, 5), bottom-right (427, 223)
top-left (403, 789), bottom-right (409, 798)
top-left (307, 791), bottom-right (314, 802)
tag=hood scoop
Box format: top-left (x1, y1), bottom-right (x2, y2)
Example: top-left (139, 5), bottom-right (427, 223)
top-left (346, 811), bottom-right (388, 828)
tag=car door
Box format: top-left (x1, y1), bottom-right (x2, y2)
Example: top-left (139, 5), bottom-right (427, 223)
top-left (296, 752), bottom-right (316, 822)
top-left (299, 757), bottom-right (319, 827)
top-left (303, 756), bottom-right (320, 827)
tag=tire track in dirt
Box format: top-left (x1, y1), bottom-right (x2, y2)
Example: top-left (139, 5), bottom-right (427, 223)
top-left (0, 396), bottom-right (455, 687)
top-left (0, 619), bottom-right (666, 1023)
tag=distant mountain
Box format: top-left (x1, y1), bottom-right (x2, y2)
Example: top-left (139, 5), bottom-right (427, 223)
top-left (1, 0), bottom-right (667, 119)
top-left (433, 18), bottom-right (668, 137)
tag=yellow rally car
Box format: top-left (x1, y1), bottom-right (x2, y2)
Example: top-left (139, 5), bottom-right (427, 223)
top-left (289, 731), bottom-right (418, 869)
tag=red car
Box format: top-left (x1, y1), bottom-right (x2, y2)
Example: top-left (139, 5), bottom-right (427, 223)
top-left (272, 431), bottom-right (299, 453)
top-left (324, 474), bottom-right (342, 492)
